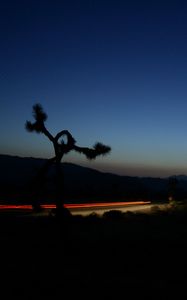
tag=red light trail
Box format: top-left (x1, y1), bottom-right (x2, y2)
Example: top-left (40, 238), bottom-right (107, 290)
top-left (0, 201), bottom-right (151, 210)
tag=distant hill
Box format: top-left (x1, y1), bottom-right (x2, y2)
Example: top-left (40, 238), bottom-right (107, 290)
top-left (173, 175), bottom-right (187, 181)
top-left (0, 154), bottom-right (187, 204)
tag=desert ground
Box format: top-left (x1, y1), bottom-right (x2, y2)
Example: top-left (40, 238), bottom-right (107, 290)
top-left (0, 203), bottom-right (187, 299)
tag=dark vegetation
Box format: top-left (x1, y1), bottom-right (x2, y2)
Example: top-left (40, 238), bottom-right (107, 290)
top-left (25, 103), bottom-right (110, 213)
top-left (1, 204), bottom-right (187, 299)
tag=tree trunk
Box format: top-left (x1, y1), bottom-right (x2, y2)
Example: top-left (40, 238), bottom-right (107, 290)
top-left (31, 157), bottom-right (55, 212)
top-left (55, 161), bottom-right (64, 215)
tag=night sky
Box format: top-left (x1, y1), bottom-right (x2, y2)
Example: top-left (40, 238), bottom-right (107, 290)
top-left (1, 0), bottom-right (187, 177)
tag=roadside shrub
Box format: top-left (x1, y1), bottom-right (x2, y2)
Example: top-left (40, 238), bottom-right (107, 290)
top-left (150, 205), bottom-right (161, 214)
top-left (103, 209), bottom-right (124, 220)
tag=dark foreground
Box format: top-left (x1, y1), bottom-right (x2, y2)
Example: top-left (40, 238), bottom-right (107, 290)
top-left (1, 206), bottom-right (187, 299)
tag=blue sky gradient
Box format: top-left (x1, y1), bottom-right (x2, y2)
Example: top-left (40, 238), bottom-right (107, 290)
top-left (1, 0), bottom-right (187, 177)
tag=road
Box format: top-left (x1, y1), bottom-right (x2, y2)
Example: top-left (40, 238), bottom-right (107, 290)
top-left (68, 202), bottom-right (157, 216)
top-left (0, 201), bottom-right (166, 216)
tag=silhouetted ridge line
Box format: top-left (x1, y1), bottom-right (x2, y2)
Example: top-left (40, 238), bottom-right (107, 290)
top-left (2, 154), bottom-right (187, 205)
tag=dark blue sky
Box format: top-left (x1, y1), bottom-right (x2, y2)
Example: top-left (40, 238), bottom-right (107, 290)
top-left (1, 0), bottom-right (187, 177)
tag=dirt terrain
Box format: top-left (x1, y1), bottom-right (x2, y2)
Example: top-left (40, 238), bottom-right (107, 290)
top-left (0, 206), bottom-right (187, 299)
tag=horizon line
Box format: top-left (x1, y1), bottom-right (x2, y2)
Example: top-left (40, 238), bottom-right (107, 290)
top-left (0, 152), bottom-right (187, 179)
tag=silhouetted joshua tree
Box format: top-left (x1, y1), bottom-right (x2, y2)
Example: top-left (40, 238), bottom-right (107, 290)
top-left (25, 104), bottom-right (111, 215)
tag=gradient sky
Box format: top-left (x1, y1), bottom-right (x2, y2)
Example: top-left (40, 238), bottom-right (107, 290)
top-left (1, 0), bottom-right (187, 177)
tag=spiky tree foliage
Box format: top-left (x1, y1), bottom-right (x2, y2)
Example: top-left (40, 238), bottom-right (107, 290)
top-left (25, 104), bottom-right (47, 133)
top-left (26, 103), bottom-right (111, 213)
top-left (26, 103), bottom-right (111, 160)
top-left (74, 142), bottom-right (111, 159)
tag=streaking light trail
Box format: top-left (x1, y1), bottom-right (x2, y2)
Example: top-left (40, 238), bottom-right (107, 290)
top-left (0, 201), bottom-right (151, 210)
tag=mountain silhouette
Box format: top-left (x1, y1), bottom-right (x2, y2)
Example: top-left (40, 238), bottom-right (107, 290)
top-left (1, 154), bottom-right (187, 204)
